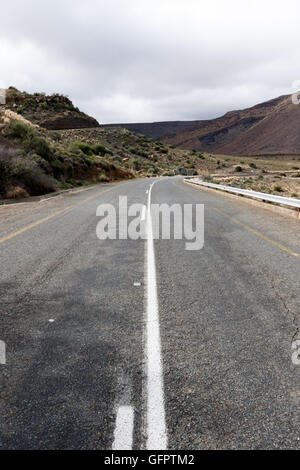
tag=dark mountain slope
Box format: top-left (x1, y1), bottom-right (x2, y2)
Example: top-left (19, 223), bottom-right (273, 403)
top-left (106, 94), bottom-right (300, 156)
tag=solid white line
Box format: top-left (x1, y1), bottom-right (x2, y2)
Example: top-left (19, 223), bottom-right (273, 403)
top-left (112, 405), bottom-right (134, 450)
top-left (141, 205), bottom-right (146, 221)
top-left (145, 182), bottom-right (168, 450)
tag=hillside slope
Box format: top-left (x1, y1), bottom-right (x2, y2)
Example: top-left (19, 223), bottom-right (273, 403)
top-left (106, 94), bottom-right (300, 156)
top-left (3, 87), bottom-right (100, 130)
top-left (0, 88), bottom-right (203, 199)
top-left (0, 104), bottom-right (130, 199)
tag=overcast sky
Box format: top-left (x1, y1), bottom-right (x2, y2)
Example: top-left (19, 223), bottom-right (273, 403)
top-left (0, 0), bottom-right (299, 123)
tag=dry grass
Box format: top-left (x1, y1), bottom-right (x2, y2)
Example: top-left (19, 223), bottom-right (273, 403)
top-left (5, 186), bottom-right (29, 199)
top-left (202, 173), bottom-right (300, 198)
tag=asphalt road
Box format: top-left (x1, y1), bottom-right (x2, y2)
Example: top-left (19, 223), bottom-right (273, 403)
top-left (0, 177), bottom-right (299, 450)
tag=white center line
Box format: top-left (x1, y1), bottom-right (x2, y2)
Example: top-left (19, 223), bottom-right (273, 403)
top-left (145, 182), bottom-right (168, 450)
top-left (112, 405), bottom-right (134, 450)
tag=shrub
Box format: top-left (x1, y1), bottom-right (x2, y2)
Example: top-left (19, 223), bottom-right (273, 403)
top-left (6, 121), bottom-right (34, 139)
top-left (138, 151), bottom-right (148, 158)
top-left (5, 120), bottom-right (54, 161)
top-left (51, 132), bottom-right (62, 142)
top-left (72, 141), bottom-right (94, 156)
top-left (132, 159), bottom-right (142, 171)
top-left (93, 144), bottom-right (112, 156)
top-left (5, 186), bottom-right (29, 199)
top-left (26, 135), bottom-right (53, 161)
top-left (65, 178), bottom-right (84, 187)
top-left (23, 171), bottom-right (57, 195)
top-left (98, 174), bottom-right (110, 183)
top-left (0, 143), bottom-right (58, 197)
top-left (68, 141), bottom-right (84, 156)
top-left (0, 146), bottom-right (20, 182)
top-left (235, 166), bottom-right (243, 172)
top-left (273, 185), bottom-right (283, 192)
top-left (249, 162), bottom-right (257, 169)
top-left (203, 174), bottom-right (213, 182)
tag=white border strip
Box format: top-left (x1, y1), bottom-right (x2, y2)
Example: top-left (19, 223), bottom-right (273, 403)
top-left (145, 182), bottom-right (167, 450)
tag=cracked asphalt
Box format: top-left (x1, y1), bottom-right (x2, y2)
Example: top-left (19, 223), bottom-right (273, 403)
top-left (0, 177), bottom-right (299, 449)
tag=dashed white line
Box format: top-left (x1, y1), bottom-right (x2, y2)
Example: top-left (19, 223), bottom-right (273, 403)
top-left (141, 205), bottom-right (146, 221)
top-left (145, 182), bottom-right (168, 450)
top-left (112, 405), bottom-right (134, 450)
top-left (0, 340), bottom-right (6, 365)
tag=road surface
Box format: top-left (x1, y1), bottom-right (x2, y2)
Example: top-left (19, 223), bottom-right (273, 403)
top-left (0, 177), bottom-right (299, 449)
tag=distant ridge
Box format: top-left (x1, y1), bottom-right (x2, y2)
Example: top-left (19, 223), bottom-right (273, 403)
top-left (105, 94), bottom-right (300, 156)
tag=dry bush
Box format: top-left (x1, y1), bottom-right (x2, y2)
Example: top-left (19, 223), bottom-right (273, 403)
top-left (5, 186), bottom-right (29, 199)
top-left (25, 172), bottom-right (57, 195)
top-left (0, 145), bottom-right (20, 180)
top-left (0, 144), bottom-right (57, 196)
top-left (97, 173), bottom-right (110, 183)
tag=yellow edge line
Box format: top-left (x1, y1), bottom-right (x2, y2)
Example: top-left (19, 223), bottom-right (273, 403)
top-left (0, 185), bottom-right (116, 245)
top-left (212, 207), bottom-right (299, 258)
top-left (176, 180), bottom-right (299, 259)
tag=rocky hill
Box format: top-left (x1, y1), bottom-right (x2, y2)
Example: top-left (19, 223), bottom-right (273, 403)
top-left (3, 87), bottom-right (100, 130)
top-left (0, 88), bottom-right (202, 199)
top-left (106, 94), bottom-right (300, 156)
top-left (0, 99), bottom-right (129, 199)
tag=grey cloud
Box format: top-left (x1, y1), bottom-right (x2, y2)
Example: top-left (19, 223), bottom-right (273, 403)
top-left (0, 0), bottom-right (299, 123)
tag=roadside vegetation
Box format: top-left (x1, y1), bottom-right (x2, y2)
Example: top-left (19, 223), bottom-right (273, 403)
top-left (201, 170), bottom-right (300, 198)
top-left (0, 112), bottom-right (131, 199)
top-left (54, 127), bottom-right (203, 179)
top-left (1, 87), bottom-right (299, 200)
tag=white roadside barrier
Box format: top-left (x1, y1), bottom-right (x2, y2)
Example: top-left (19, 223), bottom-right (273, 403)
top-left (185, 179), bottom-right (300, 209)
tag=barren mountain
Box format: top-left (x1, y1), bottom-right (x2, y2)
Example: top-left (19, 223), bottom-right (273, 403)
top-left (106, 94), bottom-right (300, 156)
